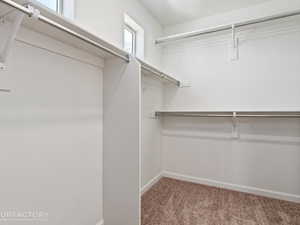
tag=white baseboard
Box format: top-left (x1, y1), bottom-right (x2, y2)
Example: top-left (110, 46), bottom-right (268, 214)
top-left (96, 219), bottom-right (104, 225)
top-left (141, 173), bottom-right (163, 195)
top-left (162, 171), bottom-right (300, 203)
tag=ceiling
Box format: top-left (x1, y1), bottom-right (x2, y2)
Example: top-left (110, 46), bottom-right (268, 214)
top-left (139, 0), bottom-right (272, 26)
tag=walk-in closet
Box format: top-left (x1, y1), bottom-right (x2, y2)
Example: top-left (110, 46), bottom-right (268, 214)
top-left (0, 0), bottom-right (299, 225)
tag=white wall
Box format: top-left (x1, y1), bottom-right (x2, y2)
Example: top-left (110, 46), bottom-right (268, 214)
top-left (162, 117), bottom-right (300, 202)
top-left (0, 24), bottom-right (103, 224)
top-left (160, 0), bottom-right (300, 202)
top-left (75, 0), bottom-right (163, 68)
top-left (74, 0), bottom-right (166, 190)
top-left (163, 22), bottom-right (300, 109)
top-left (103, 58), bottom-right (141, 225)
top-left (141, 74), bottom-right (163, 188)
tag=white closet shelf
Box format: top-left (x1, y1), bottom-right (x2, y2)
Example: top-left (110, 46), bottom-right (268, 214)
top-left (137, 58), bottom-right (181, 87)
top-left (0, 0), bottom-right (130, 62)
top-left (155, 8), bottom-right (300, 44)
top-left (155, 110), bottom-right (300, 118)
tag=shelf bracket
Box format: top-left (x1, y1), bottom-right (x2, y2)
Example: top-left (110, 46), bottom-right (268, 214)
top-left (229, 24), bottom-right (239, 61)
top-left (232, 112), bottom-right (239, 139)
top-left (0, 12), bottom-right (25, 70)
top-left (0, 5), bottom-right (40, 70)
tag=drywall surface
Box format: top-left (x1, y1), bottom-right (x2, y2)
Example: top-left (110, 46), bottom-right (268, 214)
top-left (103, 58), bottom-right (141, 225)
top-left (161, 117), bottom-right (300, 202)
top-left (141, 74), bottom-right (163, 188)
top-left (75, 0), bottom-right (163, 68)
top-left (160, 0), bottom-right (300, 202)
top-left (0, 25), bottom-right (102, 224)
top-left (162, 2), bottom-right (300, 110)
top-left (162, 23), bottom-right (300, 109)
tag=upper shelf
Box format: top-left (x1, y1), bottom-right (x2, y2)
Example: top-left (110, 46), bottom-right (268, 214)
top-left (137, 58), bottom-right (181, 87)
top-left (0, 0), bottom-right (181, 86)
top-left (0, 0), bottom-right (130, 62)
top-left (155, 8), bottom-right (300, 45)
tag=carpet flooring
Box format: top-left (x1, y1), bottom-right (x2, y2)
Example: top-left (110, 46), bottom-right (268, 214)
top-left (141, 177), bottom-right (300, 225)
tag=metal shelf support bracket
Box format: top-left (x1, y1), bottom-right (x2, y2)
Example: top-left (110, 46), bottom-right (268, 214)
top-left (229, 24), bottom-right (239, 61)
top-left (232, 112), bottom-right (239, 139)
top-left (0, 11), bottom-right (27, 70)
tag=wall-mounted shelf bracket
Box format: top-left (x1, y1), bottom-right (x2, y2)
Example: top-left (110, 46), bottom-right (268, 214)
top-left (0, 11), bottom-right (26, 70)
top-left (232, 112), bottom-right (239, 139)
top-left (229, 24), bottom-right (239, 61)
top-left (0, 5), bottom-right (40, 70)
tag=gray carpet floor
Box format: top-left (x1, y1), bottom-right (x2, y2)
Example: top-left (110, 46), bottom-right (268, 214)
top-left (141, 177), bottom-right (300, 225)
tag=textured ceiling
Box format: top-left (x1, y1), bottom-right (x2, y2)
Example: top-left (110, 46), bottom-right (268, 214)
top-left (139, 0), bottom-right (272, 26)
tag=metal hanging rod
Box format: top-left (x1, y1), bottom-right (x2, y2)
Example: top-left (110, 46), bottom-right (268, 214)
top-left (137, 58), bottom-right (181, 87)
top-left (0, 0), bottom-right (130, 62)
top-left (155, 111), bottom-right (300, 118)
top-left (155, 9), bottom-right (300, 44)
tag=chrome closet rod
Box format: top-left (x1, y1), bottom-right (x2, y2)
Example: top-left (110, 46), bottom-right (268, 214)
top-left (141, 65), bottom-right (180, 86)
top-left (137, 58), bottom-right (180, 86)
top-left (0, 0), bottom-right (130, 62)
top-left (237, 114), bottom-right (300, 118)
top-left (155, 9), bottom-right (300, 44)
top-left (156, 112), bottom-right (300, 118)
top-left (161, 114), bottom-right (234, 118)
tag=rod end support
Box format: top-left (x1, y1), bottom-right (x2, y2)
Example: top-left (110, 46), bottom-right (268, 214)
top-left (27, 5), bottom-right (40, 19)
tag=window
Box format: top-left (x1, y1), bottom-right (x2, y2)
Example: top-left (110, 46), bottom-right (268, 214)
top-left (36, 0), bottom-right (62, 14)
top-left (124, 24), bottom-right (136, 56)
top-left (124, 14), bottom-right (144, 59)
top-left (35, 0), bottom-right (74, 19)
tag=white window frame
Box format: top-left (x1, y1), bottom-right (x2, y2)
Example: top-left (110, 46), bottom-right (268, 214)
top-left (57, 0), bottom-right (63, 15)
top-left (61, 0), bottom-right (75, 20)
top-left (124, 24), bottom-right (137, 56)
top-left (124, 14), bottom-right (145, 59)
top-left (35, 0), bottom-right (75, 19)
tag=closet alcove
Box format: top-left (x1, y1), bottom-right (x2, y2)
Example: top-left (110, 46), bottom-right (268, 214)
top-left (1, 1), bottom-right (300, 225)
top-left (0, 1), bottom-right (180, 225)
